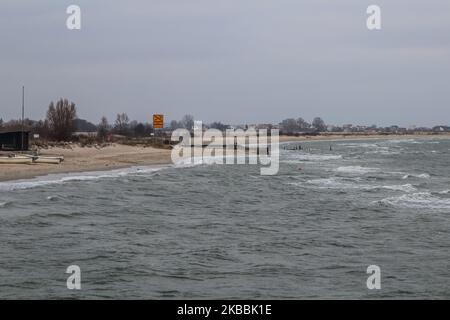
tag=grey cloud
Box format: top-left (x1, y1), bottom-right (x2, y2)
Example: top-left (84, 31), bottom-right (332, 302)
top-left (0, 0), bottom-right (449, 126)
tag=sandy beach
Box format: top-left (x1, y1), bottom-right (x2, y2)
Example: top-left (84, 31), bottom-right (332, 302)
top-left (0, 144), bottom-right (172, 182)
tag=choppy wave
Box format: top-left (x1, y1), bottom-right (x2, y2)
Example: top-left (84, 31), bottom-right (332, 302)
top-left (402, 173), bottom-right (431, 180)
top-left (385, 139), bottom-right (420, 144)
top-left (173, 155), bottom-right (265, 167)
top-left (334, 166), bottom-right (379, 174)
top-left (282, 154), bottom-right (342, 162)
top-left (0, 166), bottom-right (166, 192)
top-left (338, 143), bottom-right (380, 148)
top-left (365, 149), bottom-right (401, 155)
top-left (304, 177), bottom-right (357, 189)
top-left (379, 184), bottom-right (417, 192)
top-left (301, 177), bottom-right (416, 193)
top-left (375, 192), bottom-right (450, 210)
top-left (0, 201), bottom-right (10, 208)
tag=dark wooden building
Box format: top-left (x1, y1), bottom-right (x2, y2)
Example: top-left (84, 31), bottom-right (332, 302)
top-left (0, 130), bottom-right (30, 151)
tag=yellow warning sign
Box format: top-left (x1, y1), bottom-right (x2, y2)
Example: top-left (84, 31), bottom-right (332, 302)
top-left (153, 114), bottom-right (164, 129)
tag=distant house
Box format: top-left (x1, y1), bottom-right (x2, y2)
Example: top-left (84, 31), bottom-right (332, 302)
top-left (433, 126), bottom-right (450, 132)
top-left (0, 129), bottom-right (30, 151)
top-left (73, 118), bottom-right (97, 133)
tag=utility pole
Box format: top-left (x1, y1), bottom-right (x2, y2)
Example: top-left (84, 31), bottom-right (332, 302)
top-left (21, 86), bottom-right (25, 152)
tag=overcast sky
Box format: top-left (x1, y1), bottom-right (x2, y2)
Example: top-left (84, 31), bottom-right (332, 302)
top-left (0, 0), bottom-right (449, 126)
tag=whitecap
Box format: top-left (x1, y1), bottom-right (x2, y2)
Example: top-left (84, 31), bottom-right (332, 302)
top-left (304, 177), bottom-right (366, 189)
top-left (282, 154), bottom-right (342, 162)
top-left (402, 173), bottom-right (431, 180)
top-left (173, 154), bottom-right (261, 167)
top-left (385, 139), bottom-right (419, 144)
top-left (375, 192), bottom-right (450, 210)
top-left (296, 178), bottom-right (417, 193)
top-left (380, 184), bottom-right (417, 193)
top-left (334, 166), bottom-right (379, 175)
top-left (365, 149), bottom-right (401, 155)
top-left (0, 165), bottom-right (168, 192)
top-left (338, 143), bottom-right (379, 148)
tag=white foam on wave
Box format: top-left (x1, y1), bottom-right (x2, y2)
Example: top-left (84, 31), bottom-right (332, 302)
top-left (438, 190), bottom-right (450, 195)
top-left (338, 142), bottom-right (380, 148)
top-left (334, 166), bottom-right (379, 175)
top-left (365, 149), bottom-right (401, 155)
top-left (380, 184), bottom-right (417, 192)
top-left (402, 173), bottom-right (431, 180)
top-left (338, 142), bottom-right (403, 155)
top-left (305, 177), bottom-right (354, 189)
top-left (376, 192), bottom-right (450, 210)
top-left (385, 139), bottom-right (419, 144)
top-left (173, 154), bottom-right (262, 167)
top-left (0, 165), bottom-right (168, 192)
top-left (303, 177), bottom-right (372, 190)
top-left (0, 202), bottom-right (9, 208)
top-left (282, 154), bottom-right (342, 163)
top-left (298, 178), bottom-right (417, 193)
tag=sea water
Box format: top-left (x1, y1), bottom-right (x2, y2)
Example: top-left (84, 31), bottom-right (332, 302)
top-left (0, 138), bottom-right (449, 298)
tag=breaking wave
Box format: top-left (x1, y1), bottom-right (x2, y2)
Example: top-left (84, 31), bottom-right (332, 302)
top-left (375, 192), bottom-right (450, 210)
top-left (379, 184), bottom-right (417, 192)
top-left (0, 166), bottom-right (167, 192)
top-left (282, 154), bottom-right (342, 162)
top-left (0, 201), bottom-right (10, 208)
top-left (302, 178), bottom-right (416, 192)
top-left (338, 143), bottom-right (380, 148)
top-left (334, 166), bottom-right (379, 175)
top-left (304, 177), bottom-right (360, 189)
top-left (402, 173), bottom-right (431, 180)
top-left (385, 139), bottom-right (420, 144)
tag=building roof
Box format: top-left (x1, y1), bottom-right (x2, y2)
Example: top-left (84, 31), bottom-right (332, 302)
top-left (0, 128), bottom-right (31, 134)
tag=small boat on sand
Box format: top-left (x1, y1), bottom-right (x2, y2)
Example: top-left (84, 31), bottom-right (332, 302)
top-left (33, 156), bottom-right (64, 164)
top-left (0, 156), bottom-right (33, 164)
top-left (0, 154), bottom-right (64, 164)
top-left (20, 154), bottom-right (64, 164)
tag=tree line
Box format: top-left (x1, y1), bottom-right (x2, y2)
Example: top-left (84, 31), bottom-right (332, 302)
top-left (0, 97), bottom-right (331, 141)
top-left (279, 117), bottom-right (327, 135)
top-left (0, 99), bottom-right (205, 142)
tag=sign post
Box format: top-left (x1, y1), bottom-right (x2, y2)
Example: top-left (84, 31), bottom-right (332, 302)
top-left (153, 114), bottom-right (164, 145)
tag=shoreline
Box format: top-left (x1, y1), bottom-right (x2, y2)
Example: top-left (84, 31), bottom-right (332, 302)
top-left (1, 134), bottom-right (449, 183)
top-left (0, 144), bottom-right (172, 183)
top-left (278, 133), bottom-right (450, 143)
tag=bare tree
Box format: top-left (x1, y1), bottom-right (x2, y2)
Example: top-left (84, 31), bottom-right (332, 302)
top-left (297, 117), bottom-right (310, 130)
top-left (97, 116), bottom-right (110, 141)
top-left (114, 113), bottom-right (129, 135)
top-left (209, 122), bottom-right (229, 132)
top-left (170, 120), bottom-right (180, 131)
top-left (133, 123), bottom-right (146, 137)
top-left (46, 99), bottom-right (77, 140)
top-left (280, 118), bottom-right (298, 135)
top-left (312, 117), bottom-right (327, 132)
top-left (181, 114), bottom-right (194, 131)
top-left (33, 120), bottom-right (50, 139)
